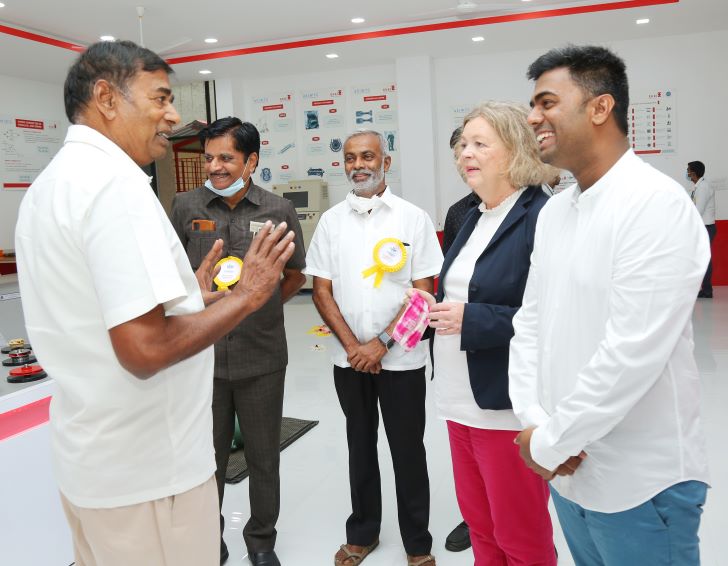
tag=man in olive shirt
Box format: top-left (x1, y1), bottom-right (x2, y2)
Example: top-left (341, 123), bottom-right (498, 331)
top-left (171, 117), bottom-right (306, 566)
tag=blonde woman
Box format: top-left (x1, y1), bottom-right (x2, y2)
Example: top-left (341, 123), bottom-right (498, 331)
top-left (417, 101), bottom-right (556, 565)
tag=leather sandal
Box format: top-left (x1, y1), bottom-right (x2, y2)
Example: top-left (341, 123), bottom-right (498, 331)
top-left (407, 554), bottom-right (436, 566)
top-left (334, 540), bottom-right (379, 565)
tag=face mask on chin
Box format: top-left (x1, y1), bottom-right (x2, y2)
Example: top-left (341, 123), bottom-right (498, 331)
top-left (205, 159), bottom-right (250, 197)
top-left (346, 191), bottom-right (385, 214)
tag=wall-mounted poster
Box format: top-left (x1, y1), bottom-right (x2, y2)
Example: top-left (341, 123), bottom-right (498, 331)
top-left (350, 83), bottom-right (400, 184)
top-left (1, 117), bottom-right (64, 190)
top-left (299, 87), bottom-right (347, 187)
top-left (250, 92), bottom-right (297, 188)
top-left (628, 88), bottom-right (676, 155)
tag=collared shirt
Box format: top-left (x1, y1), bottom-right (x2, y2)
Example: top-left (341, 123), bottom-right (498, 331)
top-left (170, 183), bottom-right (306, 379)
top-left (15, 125), bottom-right (215, 508)
top-left (691, 177), bottom-right (715, 225)
top-left (442, 190), bottom-right (482, 255)
top-left (305, 187), bottom-right (443, 371)
top-left (509, 149), bottom-right (711, 513)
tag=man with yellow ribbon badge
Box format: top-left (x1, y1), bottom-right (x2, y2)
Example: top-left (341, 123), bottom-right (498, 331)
top-left (305, 130), bottom-right (443, 566)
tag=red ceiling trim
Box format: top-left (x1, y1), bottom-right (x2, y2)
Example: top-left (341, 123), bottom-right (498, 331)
top-left (167, 0), bottom-right (678, 65)
top-left (0, 22), bottom-right (84, 52)
top-left (0, 0), bottom-right (677, 63)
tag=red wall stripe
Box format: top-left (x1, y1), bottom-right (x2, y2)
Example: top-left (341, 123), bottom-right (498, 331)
top-left (711, 220), bottom-right (727, 286)
top-left (0, 396), bottom-right (51, 442)
top-left (167, 0), bottom-right (678, 65)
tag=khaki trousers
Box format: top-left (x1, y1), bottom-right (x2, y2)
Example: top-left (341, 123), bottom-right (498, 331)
top-left (60, 475), bottom-right (219, 566)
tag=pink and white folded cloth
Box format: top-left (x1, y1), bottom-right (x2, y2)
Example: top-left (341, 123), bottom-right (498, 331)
top-left (392, 291), bottom-right (431, 351)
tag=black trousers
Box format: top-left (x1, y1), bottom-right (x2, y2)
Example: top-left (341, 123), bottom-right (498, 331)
top-left (334, 365), bottom-right (433, 555)
top-left (213, 370), bottom-right (285, 553)
top-left (703, 224), bottom-right (717, 294)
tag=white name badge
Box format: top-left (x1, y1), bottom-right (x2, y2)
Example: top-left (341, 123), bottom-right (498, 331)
top-left (250, 221), bottom-right (266, 234)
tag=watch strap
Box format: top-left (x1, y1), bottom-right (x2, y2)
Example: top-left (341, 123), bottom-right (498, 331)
top-left (378, 330), bottom-right (396, 350)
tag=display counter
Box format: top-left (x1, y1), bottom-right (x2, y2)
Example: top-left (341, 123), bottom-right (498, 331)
top-left (0, 276), bottom-right (74, 565)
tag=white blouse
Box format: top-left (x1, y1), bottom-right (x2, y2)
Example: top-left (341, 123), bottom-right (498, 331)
top-left (434, 188), bottom-right (525, 430)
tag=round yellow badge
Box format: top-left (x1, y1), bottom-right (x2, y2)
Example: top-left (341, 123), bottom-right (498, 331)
top-left (213, 256), bottom-right (243, 291)
top-left (361, 238), bottom-right (407, 288)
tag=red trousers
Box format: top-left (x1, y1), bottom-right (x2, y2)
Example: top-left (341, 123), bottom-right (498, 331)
top-left (447, 421), bottom-right (556, 566)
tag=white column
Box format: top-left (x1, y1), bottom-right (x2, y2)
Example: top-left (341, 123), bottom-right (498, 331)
top-left (214, 78), bottom-right (235, 119)
top-left (395, 56), bottom-right (439, 221)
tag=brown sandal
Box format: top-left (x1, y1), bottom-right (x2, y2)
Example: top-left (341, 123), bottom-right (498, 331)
top-left (407, 554), bottom-right (436, 566)
top-left (334, 540), bottom-right (380, 565)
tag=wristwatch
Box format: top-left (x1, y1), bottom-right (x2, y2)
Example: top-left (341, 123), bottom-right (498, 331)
top-left (378, 330), bottom-right (396, 351)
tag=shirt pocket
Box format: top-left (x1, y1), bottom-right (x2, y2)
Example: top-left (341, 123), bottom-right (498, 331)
top-left (228, 221), bottom-right (253, 260)
top-left (186, 232), bottom-right (220, 270)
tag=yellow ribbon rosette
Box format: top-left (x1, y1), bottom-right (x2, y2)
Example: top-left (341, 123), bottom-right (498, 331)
top-left (214, 256), bottom-right (244, 291)
top-left (361, 238), bottom-right (407, 288)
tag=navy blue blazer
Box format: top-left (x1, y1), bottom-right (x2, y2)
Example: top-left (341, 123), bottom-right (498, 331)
top-left (432, 185), bottom-right (549, 410)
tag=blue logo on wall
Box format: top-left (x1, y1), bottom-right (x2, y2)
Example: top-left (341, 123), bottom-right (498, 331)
top-left (330, 138), bottom-right (342, 152)
top-left (261, 168), bottom-right (272, 182)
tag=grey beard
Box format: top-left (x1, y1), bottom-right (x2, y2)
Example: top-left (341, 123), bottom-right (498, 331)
top-left (349, 167), bottom-right (385, 196)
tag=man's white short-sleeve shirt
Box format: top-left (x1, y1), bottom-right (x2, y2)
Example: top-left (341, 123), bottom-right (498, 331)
top-left (305, 187), bottom-right (443, 371)
top-left (15, 125), bottom-right (215, 508)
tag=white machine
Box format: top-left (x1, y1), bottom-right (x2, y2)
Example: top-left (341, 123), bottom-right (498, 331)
top-left (272, 180), bottom-right (330, 290)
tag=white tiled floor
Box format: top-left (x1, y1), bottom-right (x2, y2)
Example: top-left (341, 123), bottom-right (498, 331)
top-left (221, 288), bottom-right (728, 566)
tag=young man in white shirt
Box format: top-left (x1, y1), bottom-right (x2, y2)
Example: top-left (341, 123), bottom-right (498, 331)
top-left (15, 40), bottom-right (295, 566)
top-left (688, 160), bottom-right (716, 298)
top-left (306, 130), bottom-right (443, 566)
top-left (509, 45), bottom-right (710, 566)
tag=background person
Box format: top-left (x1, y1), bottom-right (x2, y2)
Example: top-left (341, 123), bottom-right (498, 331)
top-left (171, 117), bottom-right (306, 566)
top-left (687, 160), bottom-right (716, 298)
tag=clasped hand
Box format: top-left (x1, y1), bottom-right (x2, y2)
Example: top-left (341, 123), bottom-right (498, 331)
top-left (514, 427), bottom-right (587, 481)
top-left (347, 339), bottom-right (387, 374)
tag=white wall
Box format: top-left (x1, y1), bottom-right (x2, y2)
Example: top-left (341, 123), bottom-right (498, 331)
top-left (434, 30), bottom-right (728, 227)
top-left (0, 75), bottom-right (67, 250)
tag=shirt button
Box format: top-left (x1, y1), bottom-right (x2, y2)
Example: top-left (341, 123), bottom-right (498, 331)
top-left (227, 335), bottom-right (234, 342)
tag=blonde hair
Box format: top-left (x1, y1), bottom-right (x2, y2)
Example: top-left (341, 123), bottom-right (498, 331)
top-left (462, 101), bottom-right (552, 187)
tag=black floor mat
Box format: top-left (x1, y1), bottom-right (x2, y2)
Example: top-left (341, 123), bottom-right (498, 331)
top-left (225, 417), bottom-right (319, 484)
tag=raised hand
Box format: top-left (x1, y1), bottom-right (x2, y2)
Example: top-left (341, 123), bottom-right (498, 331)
top-left (234, 221), bottom-right (296, 312)
top-left (195, 238), bottom-right (228, 305)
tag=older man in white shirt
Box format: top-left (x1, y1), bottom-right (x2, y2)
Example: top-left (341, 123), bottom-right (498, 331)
top-left (15, 40), bottom-right (294, 566)
top-left (510, 45), bottom-right (710, 566)
top-left (306, 130), bottom-right (442, 566)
